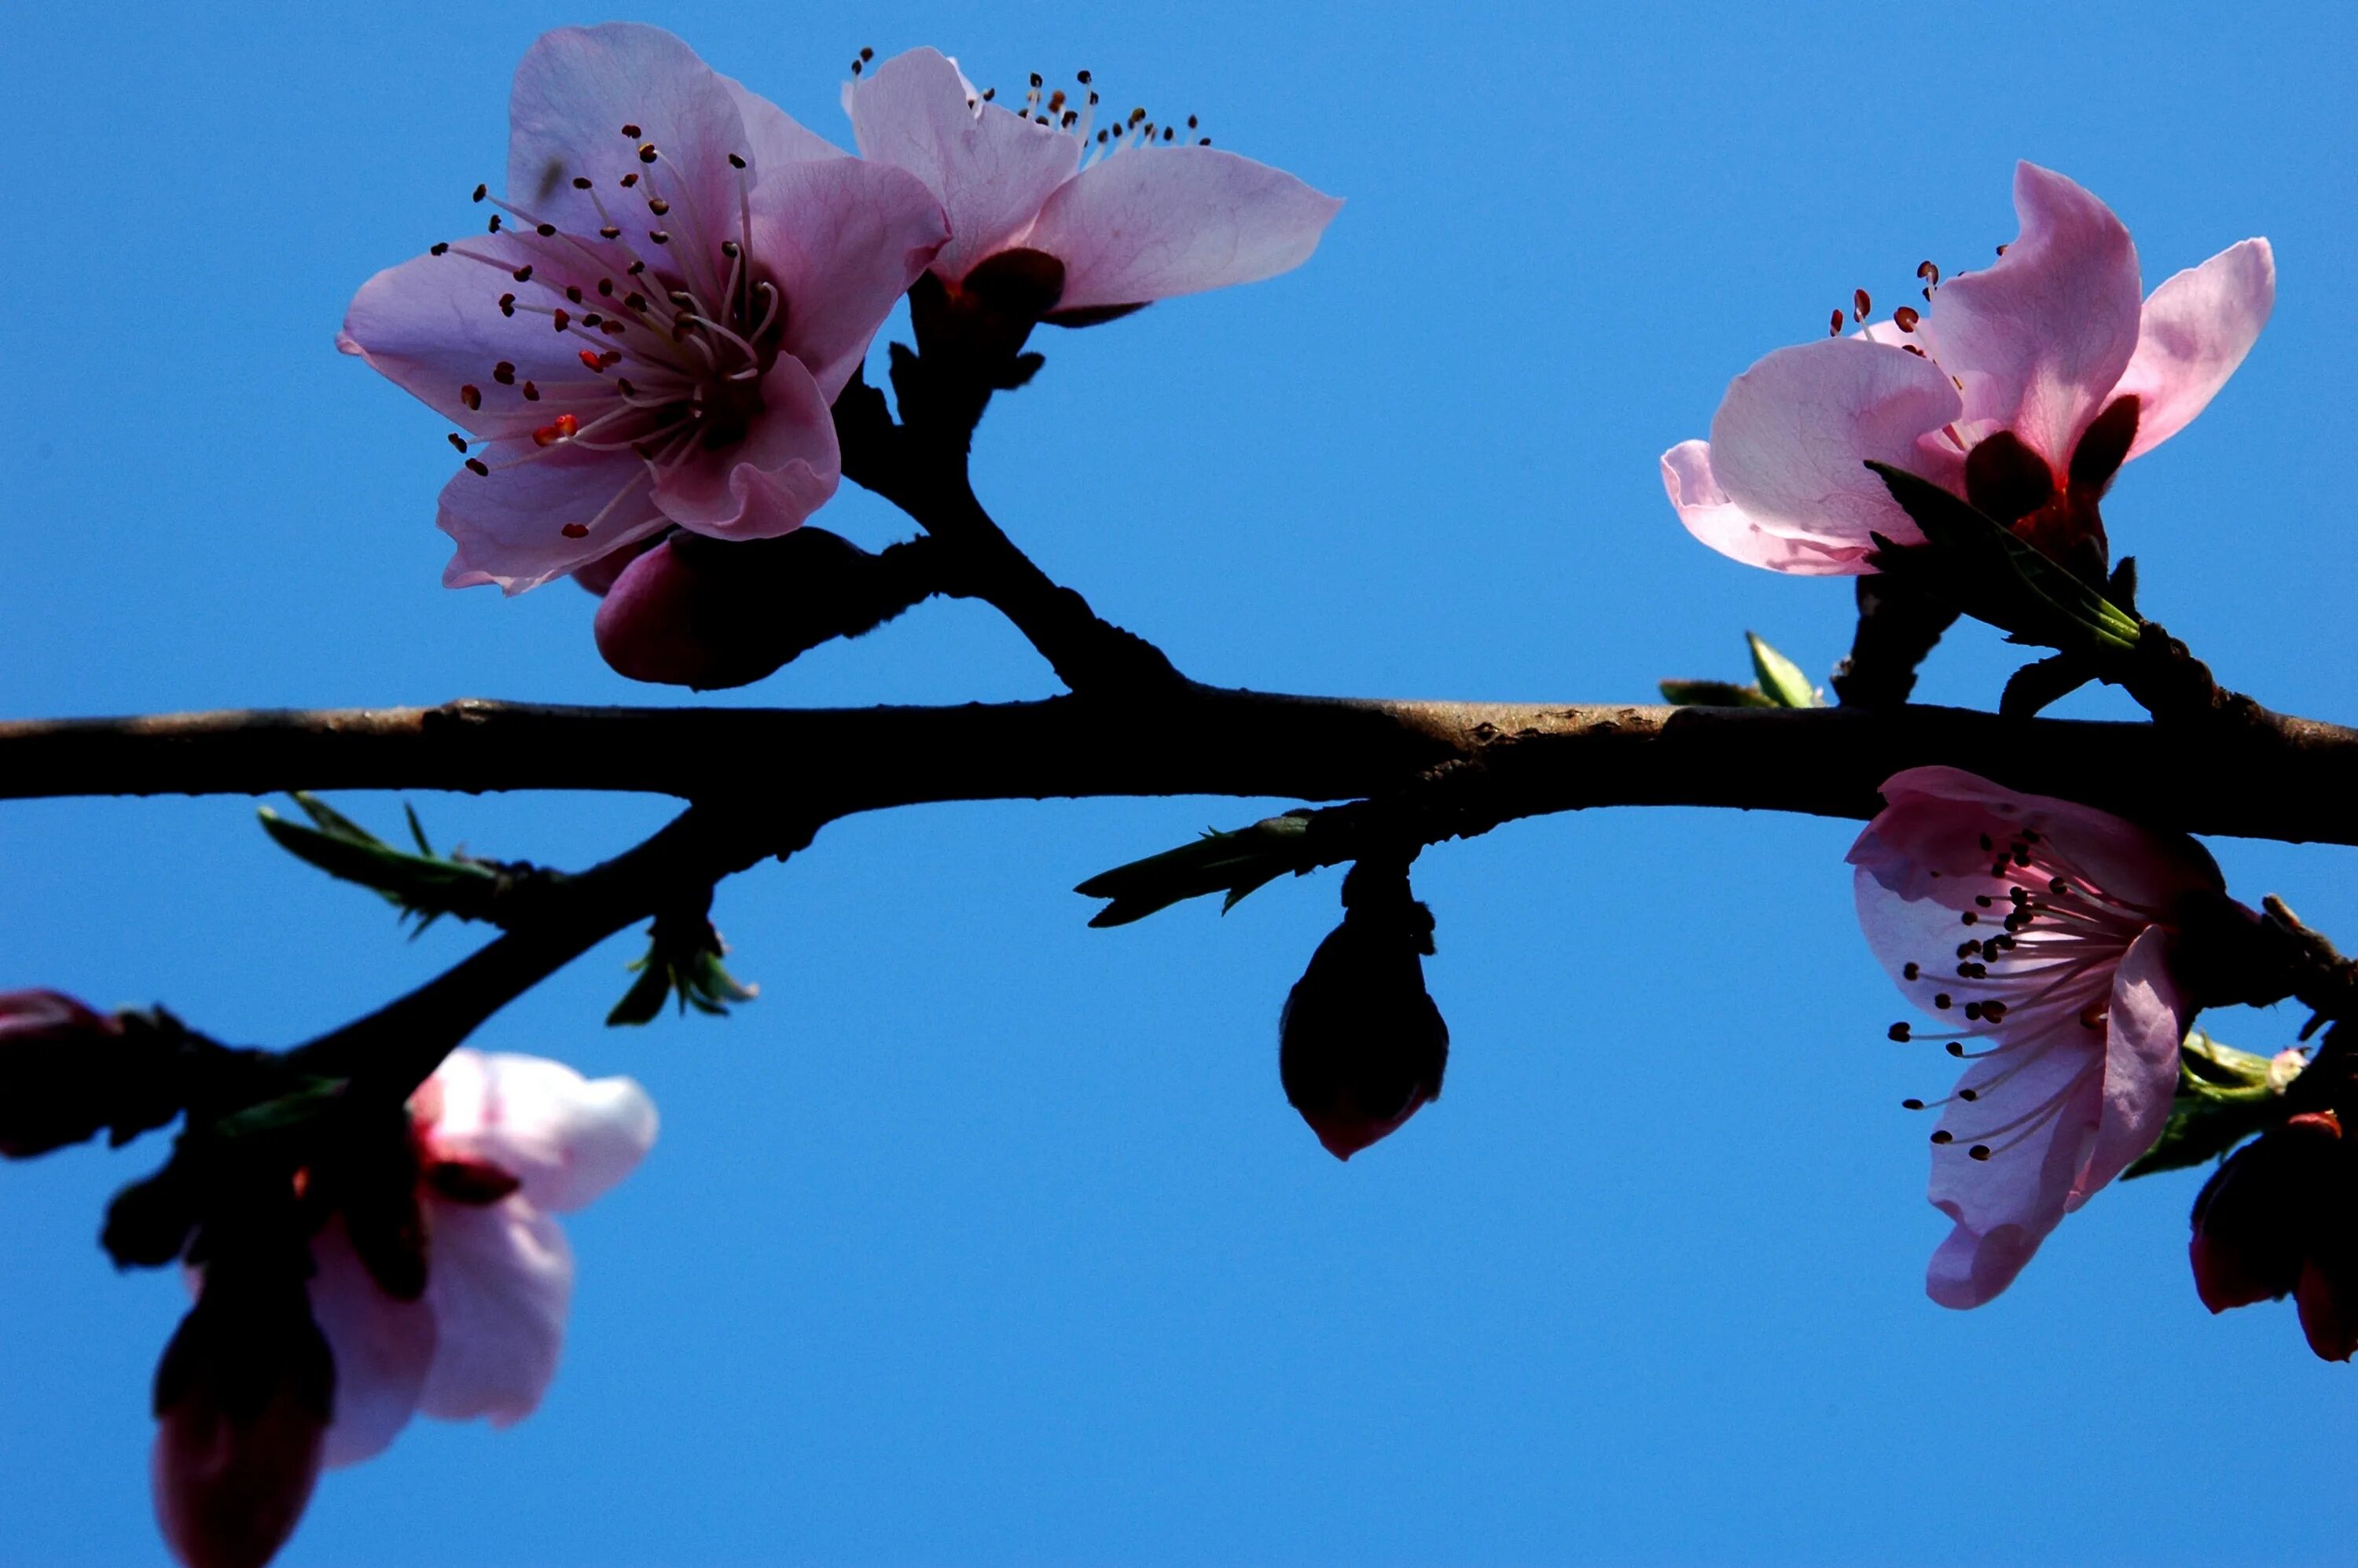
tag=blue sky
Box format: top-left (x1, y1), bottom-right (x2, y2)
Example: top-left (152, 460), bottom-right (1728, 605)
top-left (4, 2), bottom-right (2355, 1562)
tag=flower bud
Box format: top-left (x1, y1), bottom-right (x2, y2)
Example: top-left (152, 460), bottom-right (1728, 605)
top-left (593, 529), bottom-right (938, 689)
top-left (0, 989), bottom-right (139, 1158)
top-left (1279, 862), bottom-right (1449, 1161)
top-left (2188, 1110), bottom-right (2338, 1313)
top-left (152, 1255), bottom-right (333, 1568)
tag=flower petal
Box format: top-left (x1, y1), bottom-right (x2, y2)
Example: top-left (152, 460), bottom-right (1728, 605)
top-left (2076, 926), bottom-right (2188, 1202)
top-left (339, 233), bottom-right (634, 439)
top-left (436, 442), bottom-right (669, 596)
top-left (1016, 145), bottom-right (1341, 314)
top-left (305, 1219), bottom-right (435, 1470)
top-left (1923, 1008), bottom-right (2104, 1308)
top-left (722, 78), bottom-right (847, 171)
top-left (1702, 337), bottom-right (1964, 559)
top-left (505, 24), bottom-right (747, 241)
top-left (751, 157), bottom-right (949, 400)
top-left (1850, 766), bottom-right (2224, 914)
top-left (424, 1049), bottom-right (659, 1214)
top-left (649, 354), bottom-right (838, 538)
top-left (2114, 238), bottom-right (2275, 461)
top-left (417, 1197), bottom-right (573, 1427)
top-left (1919, 163), bottom-right (2143, 469)
top-left (1661, 439), bottom-right (1876, 575)
top-left (845, 48), bottom-right (1079, 282)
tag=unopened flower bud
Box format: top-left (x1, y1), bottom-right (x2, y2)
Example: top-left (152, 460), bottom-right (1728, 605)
top-left (2189, 1110), bottom-right (2338, 1313)
top-left (0, 989), bottom-right (176, 1159)
top-left (1278, 862), bottom-right (1449, 1161)
top-left (593, 530), bottom-right (938, 689)
top-left (152, 1254), bottom-right (334, 1568)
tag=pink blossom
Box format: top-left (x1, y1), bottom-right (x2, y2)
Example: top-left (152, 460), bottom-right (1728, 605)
top-left (340, 24), bottom-right (949, 593)
top-left (1849, 767), bottom-right (2232, 1307)
top-left (301, 1049), bottom-right (658, 1466)
top-left (842, 49), bottom-right (1340, 320)
top-left (1664, 163), bottom-right (2273, 575)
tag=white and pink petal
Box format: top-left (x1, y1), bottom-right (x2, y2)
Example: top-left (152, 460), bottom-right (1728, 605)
top-left (437, 442), bottom-right (670, 596)
top-left (415, 1197), bottom-right (574, 1427)
top-left (424, 1050), bottom-right (659, 1214)
top-left (304, 1219), bottom-right (437, 1469)
top-left (1016, 145), bottom-right (1341, 314)
top-left (750, 158), bottom-right (949, 400)
top-left (2115, 237), bottom-right (2275, 461)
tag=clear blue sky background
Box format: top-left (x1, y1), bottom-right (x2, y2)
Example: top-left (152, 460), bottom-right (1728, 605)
top-left (4, 2), bottom-right (2354, 1563)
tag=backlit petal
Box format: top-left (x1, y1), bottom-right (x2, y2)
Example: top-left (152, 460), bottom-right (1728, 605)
top-left (2115, 238), bottom-right (2275, 460)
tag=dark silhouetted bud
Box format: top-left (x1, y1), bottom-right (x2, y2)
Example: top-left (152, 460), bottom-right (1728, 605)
top-left (593, 530), bottom-right (939, 689)
top-left (152, 1252), bottom-right (333, 1568)
top-left (0, 990), bottom-right (125, 1157)
top-left (1279, 861), bottom-right (1449, 1161)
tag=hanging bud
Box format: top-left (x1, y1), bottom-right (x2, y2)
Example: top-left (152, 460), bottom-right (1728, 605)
top-left (593, 530), bottom-right (942, 689)
top-left (0, 991), bottom-right (190, 1159)
top-left (1278, 861), bottom-right (1449, 1160)
top-left (151, 1248), bottom-right (334, 1568)
top-left (2189, 1110), bottom-right (2339, 1315)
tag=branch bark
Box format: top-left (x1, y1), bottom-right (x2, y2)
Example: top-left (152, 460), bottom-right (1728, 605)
top-left (4, 691), bottom-right (2356, 846)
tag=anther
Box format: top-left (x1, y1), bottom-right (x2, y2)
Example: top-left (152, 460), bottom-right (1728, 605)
top-left (487, 214), bottom-right (502, 233)
top-left (1947, 1043), bottom-right (1965, 1056)
top-left (472, 183), bottom-right (488, 202)
top-left (1889, 1023), bottom-right (1912, 1042)
top-left (620, 172), bottom-right (640, 188)
top-left (597, 278), bottom-right (615, 296)
top-left (1934, 993), bottom-right (1952, 1010)
top-left (493, 362), bottom-right (516, 384)
top-left (620, 123), bottom-right (641, 138)
top-left (561, 522), bottom-right (590, 538)
top-left (728, 152), bottom-right (747, 169)
top-left (1030, 72), bottom-right (1044, 88)
top-left (522, 380), bottom-right (540, 401)
top-left (565, 285), bottom-right (585, 303)
top-left (431, 242), bottom-right (450, 256)
top-left (720, 239), bottom-right (740, 259)
top-left (1959, 1089), bottom-right (1979, 1103)
top-left (446, 432), bottom-right (468, 452)
top-left (535, 222), bottom-right (556, 237)
top-left (573, 176), bottom-right (593, 190)
top-left (512, 265), bottom-right (534, 282)
top-left (1961, 912), bottom-right (1978, 926)
top-left (649, 230), bottom-right (670, 244)
top-left (1968, 1145), bottom-right (1993, 1161)
top-left (600, 224), bottom-right (622, 239)
top-left (1902, 962), bottom-right (1920, 981)
top-left (551, 309), bottom-right (570, 331)
top-left (465, 457), bottom-right (490, 476)
top-left (460, 384), bottom-right (481, 410)
top-left (637, 143), bottom-right (659, 163)
top-left (532, 413), bottom-right (581, 448)
top-left (1893, 306), bottom-right (1920, 332)
top-left (499, 293), bottom-right (517, 316)
top-left (1828, 308), bottom-right (1844, 336)
top-left (1901, 1097), bottom-right (1926, 1111)
top-left (1930, 1130), bottom-right (1954, 1144)
top-left (1917, 260), bottom-right (1940, 286)
top-left (1853, 288), bottom-right (1871, 321)
top-left (648, 197), bottom-right (670, 216)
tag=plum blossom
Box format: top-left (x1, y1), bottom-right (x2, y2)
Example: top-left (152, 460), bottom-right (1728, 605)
top-left (1849, 767), bottom-right (2239, 1307)
top-left (842, 48), bottom-right (1339, 321)
top-left (303, 1048), bottom-right (656, 1467)
top-left (340, 24), bottom-right (949, 593)
top-left (1665, 163), bottom-right (2273, 575)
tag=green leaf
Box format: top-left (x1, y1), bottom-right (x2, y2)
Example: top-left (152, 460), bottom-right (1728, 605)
top-left (210, 1076), bottom-right (350, 1144)
top-left (1076, 813), bottom-right (1318, 927)
top-left (604, 960), bottom-right (675, 1027)
top-left (259, 796), bottom-right (516, 927)
top-left (1745, 633), bottom-right (1823, 708)
top-left (1865, 463), bottom-right (2141, 655)
top-left (606, 918), bottom-right (758, 1026)
top-left (1658, 680), bottom-right (1773, 708)
top-left (2123, 1032), bottom-right (2299, 1179)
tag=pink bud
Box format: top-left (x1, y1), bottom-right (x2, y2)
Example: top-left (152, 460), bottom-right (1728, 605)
top-left (151, 1270), bottom-right (333, 1568)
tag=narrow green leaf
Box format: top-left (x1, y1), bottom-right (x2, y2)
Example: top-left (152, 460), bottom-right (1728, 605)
top-left (1658, 680), bottom-right (1773, 708)
top-left (1746, 633), bottom-right (1822, 708)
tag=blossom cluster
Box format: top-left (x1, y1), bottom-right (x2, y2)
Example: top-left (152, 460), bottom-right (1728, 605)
top-left (0, 14), bottom-right (2329, 1568)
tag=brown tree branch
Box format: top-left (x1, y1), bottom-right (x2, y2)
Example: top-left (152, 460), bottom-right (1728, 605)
top-left (3, 690), bottom-right (2356, 845)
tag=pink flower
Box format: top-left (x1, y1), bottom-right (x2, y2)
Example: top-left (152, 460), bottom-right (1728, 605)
top-left (340, 24), bottom-right (950, 593)
top-left (1665, 163), bottom-right (2273, 575)
top-left (842, 48), bottom-right (1340, 321)
top-left (302, 1049), bottom-right (657, 1467)
top-left (1849, 767), bottom-right (2232, 1307)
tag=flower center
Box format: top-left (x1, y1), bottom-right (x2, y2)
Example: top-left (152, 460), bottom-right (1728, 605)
top-left (431, 127), bottom-right (790, 543)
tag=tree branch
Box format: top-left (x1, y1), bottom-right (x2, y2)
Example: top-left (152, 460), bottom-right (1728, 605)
top-left (4, 692), bottom-right (2356, 845)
